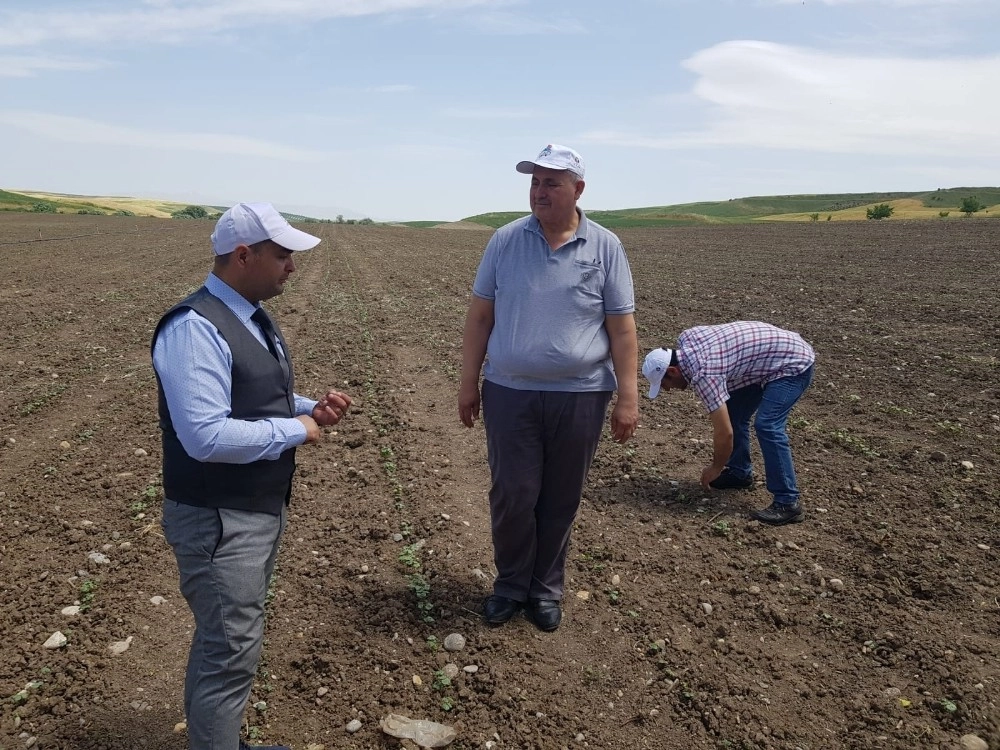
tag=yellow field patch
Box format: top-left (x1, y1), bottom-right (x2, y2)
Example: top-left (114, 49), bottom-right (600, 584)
top-left (759, 197), bottom-right (994, 222)
top-left (13, 190), bottom-right (208, 218)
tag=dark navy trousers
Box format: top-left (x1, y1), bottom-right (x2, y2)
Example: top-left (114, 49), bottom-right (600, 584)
top-left (482, 380), bottom-right (611, 602)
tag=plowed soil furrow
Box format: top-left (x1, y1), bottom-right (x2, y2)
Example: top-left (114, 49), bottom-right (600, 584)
top-left (0, 214), bottom-right (997, 750)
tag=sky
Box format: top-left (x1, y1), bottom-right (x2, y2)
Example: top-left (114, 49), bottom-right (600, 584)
top-left (1, 0), bottom-right (998, 222)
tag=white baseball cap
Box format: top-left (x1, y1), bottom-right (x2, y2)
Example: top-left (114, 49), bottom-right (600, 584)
top-left (211, 202), bottom-right (321, 256)
top-left (642, 348), bottom-right (674, 399)
top-left (516, 144), bottom-right (585, 179)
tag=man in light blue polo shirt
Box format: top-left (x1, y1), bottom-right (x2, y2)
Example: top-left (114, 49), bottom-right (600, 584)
top-left (459, 144), bottom-right (639, 632)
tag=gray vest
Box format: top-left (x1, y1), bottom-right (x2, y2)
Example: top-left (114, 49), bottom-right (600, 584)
top-left (152, 287), bottom-right (296, 514)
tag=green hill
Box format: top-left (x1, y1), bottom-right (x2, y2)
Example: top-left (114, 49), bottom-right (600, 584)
top-left (0, 190), bottom-right (331, 222)
top-left (460, 187), bottom-right (1000, 228)
top-left (0, 189), bottom-right (214, 218)
top-left (4, 186), bottom-right (998, 227)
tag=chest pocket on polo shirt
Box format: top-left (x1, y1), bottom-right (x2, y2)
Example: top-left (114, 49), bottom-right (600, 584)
top-left (573, 259), bottom-right (605, 296)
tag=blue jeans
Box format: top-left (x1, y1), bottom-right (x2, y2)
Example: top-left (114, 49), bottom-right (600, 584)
top-left (724, 366), bottom-right (814, 506)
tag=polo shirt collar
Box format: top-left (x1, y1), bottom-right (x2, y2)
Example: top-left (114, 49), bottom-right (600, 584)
top-left (526, 208), bottom-right (589, 243)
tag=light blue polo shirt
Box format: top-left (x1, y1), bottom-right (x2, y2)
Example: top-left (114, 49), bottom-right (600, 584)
top-left (472, 209), bottom-right (635, 392)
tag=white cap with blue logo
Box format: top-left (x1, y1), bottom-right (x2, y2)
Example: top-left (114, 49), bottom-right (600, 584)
top-left (516, 144), bottom-right (585, 179)
top-left (642, 348), bottom-right (674, 399)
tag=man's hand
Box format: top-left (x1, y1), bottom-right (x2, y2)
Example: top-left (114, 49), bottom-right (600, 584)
top-left (458, 381), bottom-right (481, 428)
top-left (604, 313), bottom-right (638, 443)
top-left (700, 464), bottom-right (724, 490)
top-left (312, 390), bottom-right (353, 426)
top-left (610, 398), bottom-right (638, 443)
top-left (296, 415), bottom-right (322, 444)
top-left (703, 405), bottom-right (734, 489)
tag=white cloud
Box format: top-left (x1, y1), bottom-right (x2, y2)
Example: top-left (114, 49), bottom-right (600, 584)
top-left (441, 106), bottom-right (533, 119)
top-left (0, 110), bottom-right (323, 161)
top-left (580, 41), bottom-right (1000, 158)
top-left (0, 0), bottom-right (501, 48)
top-left (763, 0), bottom-right (971, 5)
top-left (0, 55), bottom-right (109, 77)
top-left (369, 84), bottom-right (417, 93)
top-left (466, 10), bottom-right (587, 35)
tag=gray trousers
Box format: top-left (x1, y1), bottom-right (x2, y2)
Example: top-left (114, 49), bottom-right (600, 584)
top-left (162, 500), bottom-right (286, 750)
top-left (482, 380), bottom-right (611, 602)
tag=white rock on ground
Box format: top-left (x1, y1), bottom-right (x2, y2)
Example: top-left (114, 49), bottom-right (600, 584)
top-left (959, 735), bottom-right (988, 750)
top-left (109, 636), bottom-right (133, 655)
top-left (443, 633), bottom-right (466, 652)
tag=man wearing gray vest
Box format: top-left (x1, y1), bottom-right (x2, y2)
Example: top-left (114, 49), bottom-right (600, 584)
top-left (459, 144), bottom-right (639, 632)
top-left (152, 202), bottom-right (352, 750)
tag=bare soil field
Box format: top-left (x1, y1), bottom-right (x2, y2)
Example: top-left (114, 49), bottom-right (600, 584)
top-left (0, 214), bottom-right (997, 750)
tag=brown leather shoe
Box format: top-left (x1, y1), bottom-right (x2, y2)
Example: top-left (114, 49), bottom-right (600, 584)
top-left (483, 594), bottom-right (520, 625)
top-left (527, 599), bottom-right (562, 632)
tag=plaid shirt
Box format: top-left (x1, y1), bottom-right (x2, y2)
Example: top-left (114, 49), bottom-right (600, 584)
top-left (677, 321), bottom-right (815, 413)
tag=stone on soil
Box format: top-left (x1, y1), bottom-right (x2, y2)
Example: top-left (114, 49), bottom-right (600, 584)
top-left (109, 636), bottom-right (133, 655)
top-left (959, 735), bottom-right (987, 750)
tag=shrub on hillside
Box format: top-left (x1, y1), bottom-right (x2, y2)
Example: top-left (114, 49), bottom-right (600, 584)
top-left (866, 204), bottom-right (893, 220)
top-left (31, 201), bottom-right (58, 214)
top-left (960, 197), bottom-right (984, 216)
top-left (171, 205), bottom-right (209, 219)
top-left (113, 209), bottom-right (136, 217)
top-left (77, 208), bottom-right (103, 215)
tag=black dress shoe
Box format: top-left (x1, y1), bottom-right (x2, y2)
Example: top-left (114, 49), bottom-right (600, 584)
top-left (709, 470), bottom-right (755, 490)
top-left (749, 502), bottom-right (805, 526)
top-left (483, 595), bottom-right (520, 625)
top-left (527, 599), bottom-right (562, 632)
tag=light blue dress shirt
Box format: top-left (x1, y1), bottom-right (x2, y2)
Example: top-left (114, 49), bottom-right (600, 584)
top-left (152, 273), bottom-right (317, 464)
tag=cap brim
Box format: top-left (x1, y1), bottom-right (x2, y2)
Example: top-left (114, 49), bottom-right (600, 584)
top-left (647, 380), bottom-right (662, 399)
top-left (515, 159), bottom-right (582, 178)
top-left (271, 225), bottom-right (321, 252)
